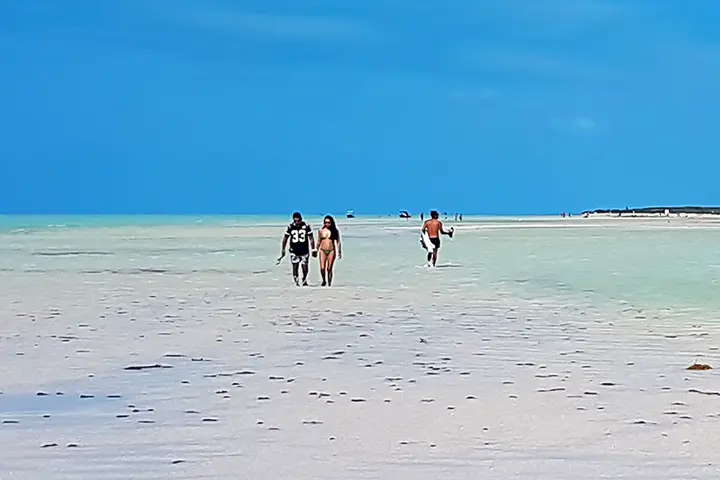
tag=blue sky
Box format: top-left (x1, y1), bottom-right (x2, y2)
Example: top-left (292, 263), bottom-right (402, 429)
top-left (2, 0), bottom-right (720, 215)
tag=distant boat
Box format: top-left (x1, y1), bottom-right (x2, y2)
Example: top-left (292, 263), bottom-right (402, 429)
top-left (399, 210), bottom-right (411, 219)
top-left (346, 210), bottom-right (355, 218)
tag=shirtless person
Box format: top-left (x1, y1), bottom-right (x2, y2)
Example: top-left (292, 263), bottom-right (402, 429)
top-left (278, 212), bottom-right (317, 286)
top-left (422, 210), bottom-right (453, 267)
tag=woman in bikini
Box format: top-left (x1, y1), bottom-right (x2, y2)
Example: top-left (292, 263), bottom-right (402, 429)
top-left (317, 215), bottom-right (342, 286)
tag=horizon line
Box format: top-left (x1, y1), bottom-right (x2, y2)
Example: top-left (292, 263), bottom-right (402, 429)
top-left (0, 212), bottom-right (573, 217)
top-left (3, 205), bottom-right (719, 217)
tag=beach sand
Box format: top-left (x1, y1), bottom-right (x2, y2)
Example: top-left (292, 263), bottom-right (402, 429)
top-left (1, 217), bottom-right (719, 479)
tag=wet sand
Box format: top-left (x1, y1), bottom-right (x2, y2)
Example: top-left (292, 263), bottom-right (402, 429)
top-left (1, 219), bottom-right (719, 479)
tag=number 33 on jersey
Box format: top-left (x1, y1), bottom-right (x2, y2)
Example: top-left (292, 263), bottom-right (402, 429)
top-left (290, 228), bottom-right (307, 243)
top-left (285, 222), bottom-right (312, 254)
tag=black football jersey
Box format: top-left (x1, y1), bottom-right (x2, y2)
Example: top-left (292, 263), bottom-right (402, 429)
top-left (285, 222), bottom-right (312, 255)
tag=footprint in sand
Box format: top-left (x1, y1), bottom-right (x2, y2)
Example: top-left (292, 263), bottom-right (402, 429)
top-left (537, 387), bottom-right (565, 393)
top-left (632, 420), bottom-right (658, 425)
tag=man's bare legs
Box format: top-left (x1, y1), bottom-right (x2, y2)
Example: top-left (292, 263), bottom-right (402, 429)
top-left (291, 262), bottom-right (300, 286)
top-left (291, 258), bottom-right (309, 286)
top-left (426, 246), bottom-right (439, 266)
top-left (301, 261), bottom-right (309, 286)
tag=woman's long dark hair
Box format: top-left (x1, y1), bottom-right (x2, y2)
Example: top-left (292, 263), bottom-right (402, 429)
top-left (323, 215), bottom-right (340, 241)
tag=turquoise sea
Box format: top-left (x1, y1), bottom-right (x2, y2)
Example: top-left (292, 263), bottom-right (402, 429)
top-left (2, 213), bottom-right (719, 322)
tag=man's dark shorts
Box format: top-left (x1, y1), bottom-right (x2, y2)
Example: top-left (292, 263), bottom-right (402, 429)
top-left (430, 237), bottom-right (441, 249)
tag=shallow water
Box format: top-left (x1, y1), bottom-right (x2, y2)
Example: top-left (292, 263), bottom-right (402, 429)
top-left (2, 214), bottom-right (719, 318)
top-left (1, 215), bottom-right (719, 479)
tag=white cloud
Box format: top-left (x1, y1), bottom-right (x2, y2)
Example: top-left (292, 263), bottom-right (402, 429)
top-left (190, 11), bottom-right (371, 40)
top-left (487, 0), bottom-right (638, 35)
top-left (145, 1), bottom-right (374, 42)
top-left (449, 88), bottom-right (497, 101)
top-left (550, 117), bottom-right (598, 132)
top-left (515, 0), bottom-right (631, 21)
top-left (462, 47), bottom-right (616, 80)
top-left (454, 0), bottom-right (659, 81)
top-left (572, 117), bottom-right (596, 129)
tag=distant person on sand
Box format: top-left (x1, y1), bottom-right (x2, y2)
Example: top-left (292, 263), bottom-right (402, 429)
top-left (422, 210), bottom-right (453, 267)
top-left (278, 212), bottom-right (316, 286)
top-left (317, 215), bottom-right (342, 286)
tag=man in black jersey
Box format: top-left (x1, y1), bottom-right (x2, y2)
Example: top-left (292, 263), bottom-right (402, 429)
top-left (278, 212), bottom-right (316, 286)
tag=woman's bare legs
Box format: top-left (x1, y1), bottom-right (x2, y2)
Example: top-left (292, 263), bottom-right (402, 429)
top-left (326, 250), bottom-right (337, 286)
top-left (318, 249), bottom-right (328, 286)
